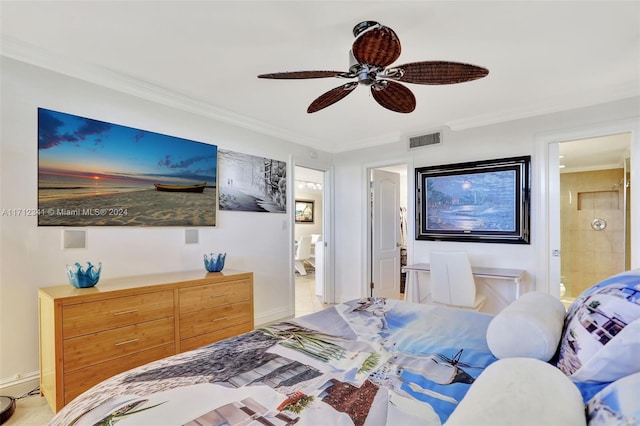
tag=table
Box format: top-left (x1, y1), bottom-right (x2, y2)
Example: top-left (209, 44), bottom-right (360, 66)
top-left (402, 263), bottom-right (525, 305)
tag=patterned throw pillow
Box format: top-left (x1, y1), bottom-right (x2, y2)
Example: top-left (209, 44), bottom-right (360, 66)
top-left (556, 269), bottom-right (640, 383)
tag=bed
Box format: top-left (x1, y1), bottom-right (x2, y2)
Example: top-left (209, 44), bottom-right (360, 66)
top-left (49, 270), bottom-right (640, 426)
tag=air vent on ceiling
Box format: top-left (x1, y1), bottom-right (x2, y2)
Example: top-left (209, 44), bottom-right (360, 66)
top-left (408, 131), bottom-right (442, 150)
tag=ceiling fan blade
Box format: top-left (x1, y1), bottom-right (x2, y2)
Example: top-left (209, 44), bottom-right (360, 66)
top-left (307, 82), bottom-right (358, 113)
top-left (258, 71), bottom-right (346, 79)
top-left (390, 61), bottom-right (489, 85)
top-left (371, 81), bottom-right (416, 113)
top-left (352, 25), bottom-right (401, 67)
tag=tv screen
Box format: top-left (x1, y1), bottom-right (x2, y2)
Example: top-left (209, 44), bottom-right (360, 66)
top-left (415, 156), bottom-right (530, 243)
top-left (37, 108), bottom-right (217, 226)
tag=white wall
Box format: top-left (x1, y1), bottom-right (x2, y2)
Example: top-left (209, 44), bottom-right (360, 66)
top-left (0, 58), bottom-right (333, 390)
top-left (331, 97), bottom-right (640, 303)
top-left (2, 55), bottom-right (639, 393)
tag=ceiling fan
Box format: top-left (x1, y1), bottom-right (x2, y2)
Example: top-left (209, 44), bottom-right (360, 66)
top-left (258, 21), bottom-right (489, 114)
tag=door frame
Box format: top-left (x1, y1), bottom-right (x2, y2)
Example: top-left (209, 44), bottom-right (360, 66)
top-left (370, 168), bottom-right (401, 298)
top-left (535, 118), bottom-right (639, 296)
top-left (291, 161), bottom-right (335, 305)
top-left (364, 160), bottom-right (410, 299)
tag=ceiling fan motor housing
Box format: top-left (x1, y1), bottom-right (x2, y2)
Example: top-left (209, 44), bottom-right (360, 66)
top-left (356, 64), bottom-right (381, 86)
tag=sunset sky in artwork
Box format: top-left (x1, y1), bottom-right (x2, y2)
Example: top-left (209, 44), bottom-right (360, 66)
top-left (38, 108), bottom-right (217, 187)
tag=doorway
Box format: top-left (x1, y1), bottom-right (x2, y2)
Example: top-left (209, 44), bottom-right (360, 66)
top-left (367, 163), bottom-right (408, 300)
top-left (555, 133), bottom-right (631, 304)
top-left (294, 166), bottom-right (329, 316)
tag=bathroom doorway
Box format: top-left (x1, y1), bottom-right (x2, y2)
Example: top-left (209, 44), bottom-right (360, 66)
top-left (556, 133), bottom-right (631, 303)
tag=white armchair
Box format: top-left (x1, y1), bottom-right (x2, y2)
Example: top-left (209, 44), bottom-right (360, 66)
top-left (429, 251), bottom-right (486, 311)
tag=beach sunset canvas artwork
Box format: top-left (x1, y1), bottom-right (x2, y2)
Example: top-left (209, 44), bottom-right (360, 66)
top-left (37, 108), bottom-right (218, 226)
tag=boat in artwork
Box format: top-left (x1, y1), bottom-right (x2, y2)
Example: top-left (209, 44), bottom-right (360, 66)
top-left (154, 182), bottom-right (206, 193)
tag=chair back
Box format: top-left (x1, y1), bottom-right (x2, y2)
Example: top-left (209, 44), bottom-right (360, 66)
top-left (295, 235), bottom-right (313, 260)
top-left (430, 251), bottom-right (477, 307)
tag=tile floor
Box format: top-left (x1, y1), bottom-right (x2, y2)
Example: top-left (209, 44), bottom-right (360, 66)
top-left (4, 392), bottom-right (53, 425)
top-left (295, 270), bottom-right (332, 317)
top-left (295, 270), bottom-right (403, 315)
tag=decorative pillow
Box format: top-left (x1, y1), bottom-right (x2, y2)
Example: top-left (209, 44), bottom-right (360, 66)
top-left (556, 269), bottom-right (640, 383)
top-left (586, 372), bottom-right (640, 425)
top-left (445, 357), bottom-right (585, 426)
top-left (486, 291), bottom-right (565, 361)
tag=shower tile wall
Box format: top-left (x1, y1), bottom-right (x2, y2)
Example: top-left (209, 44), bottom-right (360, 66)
top-left (560, 168), bottom-right (625, 298)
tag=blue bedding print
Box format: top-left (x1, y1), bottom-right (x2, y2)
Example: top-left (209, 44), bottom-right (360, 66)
top-left (50, 298), bottom-right (497, 426)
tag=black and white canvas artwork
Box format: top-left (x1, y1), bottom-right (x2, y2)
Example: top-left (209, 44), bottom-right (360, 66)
top-left (218, 150), bottom-right (286, 213)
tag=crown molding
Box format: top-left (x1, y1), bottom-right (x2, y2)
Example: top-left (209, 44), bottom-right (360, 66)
top-left (0, 36), bottom-right (327, 150)
top-left (3, 36), bottom-right (637, 154)
top-left (328, 131), bottom-right (405, 154)
top-left (446, 84), bottom-right (640, 131)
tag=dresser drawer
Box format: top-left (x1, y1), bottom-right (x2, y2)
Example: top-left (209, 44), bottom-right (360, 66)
top-left (180, 323), bottom-right (252, 352)
top-left (179, 301), bottom-right (252, 340)
top-left (63, 317), bottom-right (175, 372)
top-left (179, 279), bottom-right (251, 314)
top-left (62, 290), bottom-right (174, 338)
top-left (63, 344), bottom-right (174, 405)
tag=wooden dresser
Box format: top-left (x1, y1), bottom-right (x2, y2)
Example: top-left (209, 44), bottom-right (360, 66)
top-left (38, 269), bottom-right (253, 412)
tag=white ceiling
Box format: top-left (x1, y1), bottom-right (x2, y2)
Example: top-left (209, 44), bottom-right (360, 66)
top-left (1, 1), bottom-right (638, 159)
top-left (559, 132), bottom-right (631, 172)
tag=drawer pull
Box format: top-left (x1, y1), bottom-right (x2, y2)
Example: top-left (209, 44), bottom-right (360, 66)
top-left (115, 339), bottom-right (139, 346)
top-left (113, 309), bottom-right (138, 316)
top-left (212, 317), bottom-right (228, 322)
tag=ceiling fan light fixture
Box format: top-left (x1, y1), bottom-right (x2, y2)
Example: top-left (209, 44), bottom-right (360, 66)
top-left (352, 21), bottom-right (380, 38)
top-left (372, 80), bottom-right (389, 91)
top-left (348, 50), bottom-right (360, 74)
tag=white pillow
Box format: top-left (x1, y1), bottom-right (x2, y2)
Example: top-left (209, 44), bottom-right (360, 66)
top-left (486, 291), bottom-right (565, 361)
top-left (445, 358), bottom-right (586, 426)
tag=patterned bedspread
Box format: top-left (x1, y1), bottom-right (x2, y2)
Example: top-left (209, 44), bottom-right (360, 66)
top-left (51, 298), bottom-right (497, 426)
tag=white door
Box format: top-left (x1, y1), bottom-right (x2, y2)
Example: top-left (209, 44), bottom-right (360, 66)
top-left (371, 169), bottom-right (401, 298)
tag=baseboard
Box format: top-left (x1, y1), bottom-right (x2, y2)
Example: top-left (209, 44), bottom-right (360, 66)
top-left (335, 296), bottom-right (357, 304)
top-left (0, 371), bottom-right (39, 398)
top-left (254, 306), bottom-right (293, 327)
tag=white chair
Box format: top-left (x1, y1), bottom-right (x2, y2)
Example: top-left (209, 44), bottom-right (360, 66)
top-left (429, 251), bottom-right (486, 311)
top-left (294, 235), bottom-right (313, 275)
top-left (307, 234), bottom-right (322, 268)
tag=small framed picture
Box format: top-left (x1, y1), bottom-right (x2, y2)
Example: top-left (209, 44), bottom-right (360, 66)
top-left (295, 199), bottom-right (314, 223)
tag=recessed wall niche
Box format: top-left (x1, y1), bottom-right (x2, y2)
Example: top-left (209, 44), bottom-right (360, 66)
top-left (577, 190), bottom-right (620, 210)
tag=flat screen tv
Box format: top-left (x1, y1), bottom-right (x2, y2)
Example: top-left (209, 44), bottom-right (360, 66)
top-left (37, 108), bottom-right (217, 226)
top-left (415, 156), bottom-right (530, 244)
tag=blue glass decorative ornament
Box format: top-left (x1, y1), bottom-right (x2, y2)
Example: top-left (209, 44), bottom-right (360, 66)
top-left (204, 253), bottom-right (226, 272)
top-left (66, 262), bottom-right (102, 288)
